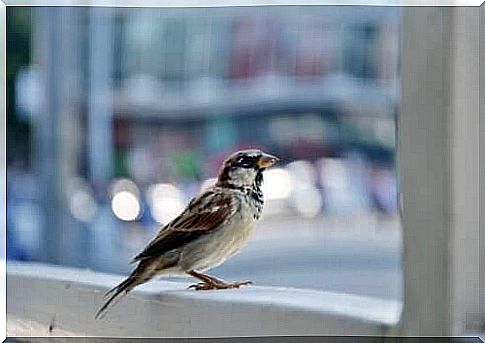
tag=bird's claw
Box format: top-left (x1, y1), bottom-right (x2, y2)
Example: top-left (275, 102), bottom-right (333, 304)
top-left (188, 282), bottom-right (216, 291)
top-left (231, 280), bottom-right (253, 288)
top-left (188, 280), bottom-right (253, 291)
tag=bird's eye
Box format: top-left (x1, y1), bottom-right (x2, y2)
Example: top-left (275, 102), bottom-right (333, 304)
top-left (235, 156), bottom-right (253, 168)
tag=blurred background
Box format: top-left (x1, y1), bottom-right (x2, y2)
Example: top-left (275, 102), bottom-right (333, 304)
top-left (6, 6), bottom-right (401, 300)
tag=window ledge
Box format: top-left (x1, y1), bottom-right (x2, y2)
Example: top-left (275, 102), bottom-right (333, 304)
top-left (7, 262), bottom-right (402, 337)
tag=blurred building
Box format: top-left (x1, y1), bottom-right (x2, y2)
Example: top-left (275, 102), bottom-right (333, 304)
top-left (112, 7), bottom-right (399, 176)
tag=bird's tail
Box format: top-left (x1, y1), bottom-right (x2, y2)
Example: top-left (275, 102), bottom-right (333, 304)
top-left (95, 273), bottom-right (140, 320)
top-left (95, 260), bottom-right (156, 320)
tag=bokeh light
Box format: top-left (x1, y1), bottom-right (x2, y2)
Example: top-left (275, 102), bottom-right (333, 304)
top-left (147, 183), bottom-right (185, 224)
top-left (111, 191), bottom-right (141, 221)
top-left (69, 190), bottom-right (98, 223)
top-left (262, 168), bottom-right (293, 200)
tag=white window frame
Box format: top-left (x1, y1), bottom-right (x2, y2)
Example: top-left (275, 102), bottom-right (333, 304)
top-left (399, 7), bottom-right (482, 336)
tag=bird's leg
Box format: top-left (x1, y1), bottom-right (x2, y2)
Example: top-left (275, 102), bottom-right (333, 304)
top-left (188, 270), bottom-right (226, 285)
top-left (187, 270), bottom-right (252, 291)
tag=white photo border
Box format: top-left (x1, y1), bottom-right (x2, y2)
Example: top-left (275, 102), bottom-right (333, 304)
top-left (1, 1), bottom-right (483, 341)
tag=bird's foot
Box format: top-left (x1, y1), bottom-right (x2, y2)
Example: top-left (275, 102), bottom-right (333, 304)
top-left (188, 280), bottom-right (252, 291)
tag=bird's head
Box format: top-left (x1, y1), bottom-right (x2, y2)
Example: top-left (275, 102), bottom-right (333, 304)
top-left (217, 149), bottom-right (279, 188)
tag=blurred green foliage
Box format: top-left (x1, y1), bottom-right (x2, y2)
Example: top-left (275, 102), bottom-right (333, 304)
top-left (7, 7), bottom-right (31, 167)
top-left (171, 151), bottom-right (201, 180)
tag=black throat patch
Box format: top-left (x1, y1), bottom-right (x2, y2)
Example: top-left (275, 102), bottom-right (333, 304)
top-left (249, 171), bottom-right (264, 219)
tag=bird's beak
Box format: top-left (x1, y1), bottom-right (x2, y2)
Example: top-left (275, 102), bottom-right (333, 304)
top-left (257, 153), bottom-right (279, 169)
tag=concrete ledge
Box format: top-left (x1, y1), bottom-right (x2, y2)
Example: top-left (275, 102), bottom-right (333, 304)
top-left (7, 262), bottom-right (401, 337)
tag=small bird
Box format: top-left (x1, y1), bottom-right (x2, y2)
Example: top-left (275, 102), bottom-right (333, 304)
top-left (96, 149), bottom-right (279, 319)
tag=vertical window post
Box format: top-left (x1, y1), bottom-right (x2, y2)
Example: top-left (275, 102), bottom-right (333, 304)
top-left (400, 7), bottom-right (481, 335)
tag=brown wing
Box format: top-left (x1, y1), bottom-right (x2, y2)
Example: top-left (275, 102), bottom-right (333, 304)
top-left (131, 190), bottom-right (238, 263)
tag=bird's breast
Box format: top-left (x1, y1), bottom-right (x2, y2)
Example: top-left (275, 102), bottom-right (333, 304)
top-left (180, 202), bottom-right (258, 272)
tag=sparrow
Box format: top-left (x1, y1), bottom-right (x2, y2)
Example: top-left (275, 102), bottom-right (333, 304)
top-left (96, 149), bottom-right (279, 319)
